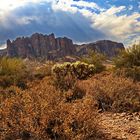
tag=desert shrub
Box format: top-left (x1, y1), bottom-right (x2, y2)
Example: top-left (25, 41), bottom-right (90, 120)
top-left (114, 44), bottom-right (140, 81)
top-left (0, 75), bottom-right (13, 88)
top-left (65, 83), bottom-right (86, 103)
top-left (0, 86), bottom-right (21, 102)
top-left (52, 62), bottom-right (96, 91)
top-left (83, 73), bottom-right (140, 113)
top-left (33, 61), bottom-right (54, 80)
top-left (115, 66), bottom-right (140, 82)
top-left (0, 75), bottom-right (27, 89)
top-left (81, 50), bottom-right (106, 73)
top-left (0, 57), bottom-right (27, 88)
top-left (0, 77), bottom-right (105, 140)
top-left (114, 44), bottom-right (140, 68)
top-left (0, 57), bottom-right (25, 75)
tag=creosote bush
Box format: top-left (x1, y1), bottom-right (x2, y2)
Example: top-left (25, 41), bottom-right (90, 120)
top-left (52, 61), bottom-right (96, 91)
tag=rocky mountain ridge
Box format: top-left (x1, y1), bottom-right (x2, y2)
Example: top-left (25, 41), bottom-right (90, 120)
top-left (0, 33), bottom-right (124, 59)
top-left (76, 40), bottom-right (124, 57)
top-left (7, 33), bottom-right (76, 60)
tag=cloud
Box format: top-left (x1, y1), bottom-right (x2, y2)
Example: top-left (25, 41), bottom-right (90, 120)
top-left (70, 5), bottom-right (140, 46)
top-left (51, 0), bottom-right (101, 13)
top-left (128, 5), bottom-right (133, 10)
top-left (0, 0), bottom-right (48, 10)
top-left (0, 0), bottom-right (48, 26)
top-left (0, 1), bottom-right (105, 44)
top-left (90, 7), bottom-right (140, 45)
top-left (50, 1), bottom-right (140, 46)
top-left (0, 43), bottom-right (6, 50)
top-left (0, 0), bottom-right (139, 47)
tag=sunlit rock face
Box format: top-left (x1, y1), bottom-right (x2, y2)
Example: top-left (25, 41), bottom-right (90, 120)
top-left (76, 40), bottom-right (124, 57)
top-left (6, 33), bottom-right (124, 60)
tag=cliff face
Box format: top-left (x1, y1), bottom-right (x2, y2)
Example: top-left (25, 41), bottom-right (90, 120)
top-left (6, 33), bottom-right (124, 60)
top-left (76, 40), bottom-right (124, 57)
top-left (7, 33), bottom-right (76, 59)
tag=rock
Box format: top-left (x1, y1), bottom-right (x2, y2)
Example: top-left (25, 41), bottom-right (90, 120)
top-left (5, 33), bottom-right (124, 60)
top-left (76, 40), bottom-right (124, 57)
top-left (7, 33), bottom-right (76, 60)
top-left (127, 127), bottom-right (136, 134)
top-left (120, 113), bottom-right (127, 117)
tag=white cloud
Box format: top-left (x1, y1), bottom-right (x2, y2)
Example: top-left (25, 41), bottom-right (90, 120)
top-left (77, 6), bottom-right (140, 46)
top-left (68, 4), bottom-right (140, 46)
top-left (0, 0), bottom-right (48, 10)
top-left (52, 0), bottom-right (78, 13)
top-left (128, 5), bottom-right (133, 10)
top-left (0, 1), bottom-right (41, 21)
top-left (72, 0), bottom-right (100, 10)
top-left (91, 10), bottom-right (140, 43)
top-left (51, 0), bottom-right (101, 13)
top-left (0, 0), bottom-right (50, 27)
top-left (0, 44), bottom-right (6, 50)
top-left (16, 16), bottom-right (39, 25)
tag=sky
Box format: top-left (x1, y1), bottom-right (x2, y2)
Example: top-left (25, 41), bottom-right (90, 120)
top-left (0, 0), bottom-right (140, 49)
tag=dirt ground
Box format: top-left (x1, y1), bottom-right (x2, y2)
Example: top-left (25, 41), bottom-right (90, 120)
top-left (98, 112), bottom-right (140, 140)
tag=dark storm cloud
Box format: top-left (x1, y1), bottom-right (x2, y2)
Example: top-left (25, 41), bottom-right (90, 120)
top-left (0, 2), bottom-right (106, 47)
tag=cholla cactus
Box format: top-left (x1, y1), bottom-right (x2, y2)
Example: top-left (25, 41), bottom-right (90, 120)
top-left (52, 61), bottom-right (96, 80)
top-left (71, 61), bottom-right (95, 79)
top-left (52, 61), bottom-right (96, 91)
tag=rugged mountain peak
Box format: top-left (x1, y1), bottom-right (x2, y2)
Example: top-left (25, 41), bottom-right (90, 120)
top-left (6, 33), bottom-right (124, 60)
top-left (6, 33), bottom-right (76, 59)
top-left (49, 33), bottom-right (55, 38)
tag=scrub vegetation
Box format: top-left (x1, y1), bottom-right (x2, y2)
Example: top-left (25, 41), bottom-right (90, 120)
top-left (0, 44), bottom-right (140, 139)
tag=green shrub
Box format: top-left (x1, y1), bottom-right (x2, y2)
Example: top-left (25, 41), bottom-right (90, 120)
top-left (114, 43), bottom-right (140, 68)
top-left (114, 43), bottom-right (140, 81)
top-left (0, 57), bottom-right (26, 87)
top-left (115, 67), bottom-right (140, 82)
top-left (0, 57), bottom-right (25, 75)
top-left (52, 62), bottom-right (96, 91)
top-left (81, 50), bottom-right (106, 73)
